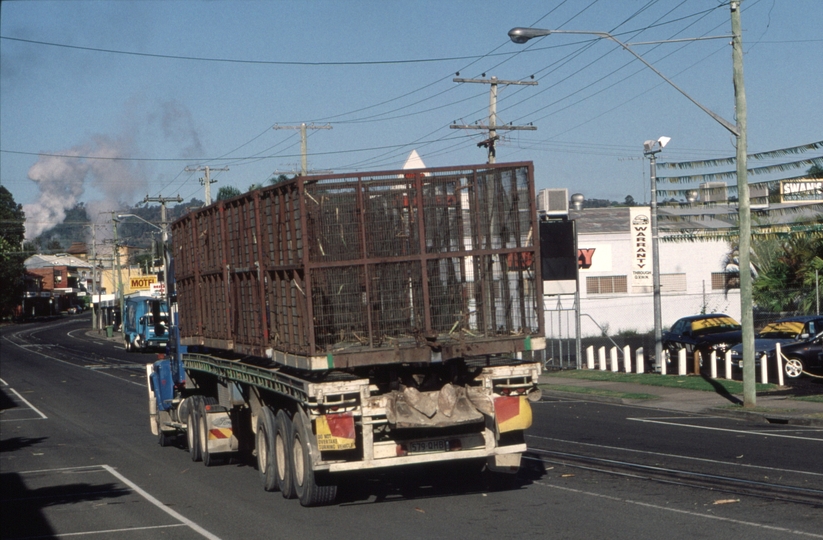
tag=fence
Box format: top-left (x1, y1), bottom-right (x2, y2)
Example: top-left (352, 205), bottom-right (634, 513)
top-left (538, 287), bottom-right (821, 373)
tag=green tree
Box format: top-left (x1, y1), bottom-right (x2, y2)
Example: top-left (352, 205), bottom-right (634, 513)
top-left (751, 222), bottom-right (823, 313)
top-left (216, 186), bottom-right (241, 201)
top-left (0, 186), bottom-right (27, 318)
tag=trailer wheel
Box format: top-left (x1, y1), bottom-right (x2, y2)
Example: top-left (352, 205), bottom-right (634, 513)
top-left (187, 396), bottom-right (202, 462)
top-left (256, 407), bottom-right (279, 492)
top-left (275, 410), bottom-right (296, 499)
top-left (291, 411), bottom-right (337, 506)
top-left (199, 397), bottom-right (220, 467)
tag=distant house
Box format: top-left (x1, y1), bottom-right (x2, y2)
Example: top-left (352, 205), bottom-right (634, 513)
top-left (24, 254), bottom-right (94, 313)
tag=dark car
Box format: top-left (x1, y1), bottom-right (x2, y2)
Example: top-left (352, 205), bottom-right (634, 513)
top-left (663, 314), bottom-right (743, 361)
top-left (730, 316), bottom-right (823, 378)
top-left (779, 331), bottom-right (823, 377)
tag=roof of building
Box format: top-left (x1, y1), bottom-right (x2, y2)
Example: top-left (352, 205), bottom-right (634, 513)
top-left (569, 202), bottom-right (822, 236)
top-left (66, 242), bottom-right (88, 255)
top-left (25, 254), bottom-right (94, 269)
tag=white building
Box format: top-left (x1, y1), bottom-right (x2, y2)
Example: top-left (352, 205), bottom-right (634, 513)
top-left (565, 207), bottom-right (741, 337)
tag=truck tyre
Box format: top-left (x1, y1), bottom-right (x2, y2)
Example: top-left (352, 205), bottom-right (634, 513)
top-left (199, 397), bottom-right (219, 467)
top-left (256, 407), bottom-right (279, 492)
top-left (291, 410), bottom-right (337, 506)
top-left (187, 396), bottom-right (202, 462)
top-left (124, 336), bottom-right (132, 352)
top-left (275, 410), bottom-right (296, 499)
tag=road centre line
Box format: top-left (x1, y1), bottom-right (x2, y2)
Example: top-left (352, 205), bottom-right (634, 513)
top-left (528, 435), bottom-right (823, 477)
top-left (534, 480), bottom-right (823, 539)
top-left (628, 417), bottom-right (823, 442)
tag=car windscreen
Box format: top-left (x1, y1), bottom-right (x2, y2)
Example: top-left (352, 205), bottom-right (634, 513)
top-left (757, 321), bottom-right (805, 339)
top-left (691, 316), bottom-right (741, 335)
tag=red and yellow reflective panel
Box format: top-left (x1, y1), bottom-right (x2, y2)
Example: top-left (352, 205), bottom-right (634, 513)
top-left (315, 412), bottom-right (356, 451)
top-left (494, 396), bottom-right (533, 433)
top-left (208, 428), bottom-right (232, 440)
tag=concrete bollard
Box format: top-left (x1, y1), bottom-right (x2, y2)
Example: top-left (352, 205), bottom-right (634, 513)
top-left (776, 343), bottom-right (784, 386)
top-left (623, 345), bottom-right (631, 373)
top-left (710, 350), bottom-right (717, 379)
top-left (598, 346), bottom-right (606, 371)
top-left (661, 349), bottom-right (667, 375)
top-left (610, 347), bottom-right (619, 372)
top-left (760, 353), bottom-right (768, 384)
top-left (586, 346), bottom-right (595, 370)
top-left (725, 350), bottom-right (732, 380)
top-left (636, 347), bottom-right (644, 374)
top-left (678, 348), bottom-right (687, 376)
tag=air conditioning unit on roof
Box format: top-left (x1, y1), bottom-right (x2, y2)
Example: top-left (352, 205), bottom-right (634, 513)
top-left (700, 182), bottom-right (728, 203)
top-left (537, 188), bottom-right (569, 217)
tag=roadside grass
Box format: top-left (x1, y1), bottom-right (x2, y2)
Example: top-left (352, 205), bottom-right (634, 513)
top-left (793, 394), bottom-right (823, 403)
top-left (540, 384), bottom-right (658, 401)
top-left (543, 369), bottom-right (778, 394)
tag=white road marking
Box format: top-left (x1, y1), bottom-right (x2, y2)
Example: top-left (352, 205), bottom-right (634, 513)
top-left (0, 387), bottom-right (48, 420)
top-left (534, 480), bottom-right (823, 538)
top-left (628, 417), bottom-right (823, 442)
top-left (14, 465), bottom-right (222, 540)
top-left (43, 524), bottom-right (187, 537)
top-left (3, 334), bottom-right (145, 388)
top-left (102, 465), bottom-right (223, 540)
top-left (528, 435), bottom-right (823, 477)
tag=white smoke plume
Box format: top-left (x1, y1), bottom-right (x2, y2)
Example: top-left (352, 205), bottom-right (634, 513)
top-left (22, 99), bottom-right (203, 242)
top-left (23, 134), bottom-right (147, 240)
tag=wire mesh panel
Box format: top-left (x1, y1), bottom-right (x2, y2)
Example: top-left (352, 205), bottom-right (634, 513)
top-left (173, 162), bottom-right (544, 366)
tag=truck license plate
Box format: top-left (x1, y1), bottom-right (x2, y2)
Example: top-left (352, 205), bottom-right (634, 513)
top-left (409, 439), bottom-right (447, 454)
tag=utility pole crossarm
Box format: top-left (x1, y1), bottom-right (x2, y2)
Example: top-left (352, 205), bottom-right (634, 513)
top-left (273, 123), bottom-right (332, 175)
top-left (451, 75), bottom-right (538, 163)
top-left (186, 166), bottom-right (228, 205)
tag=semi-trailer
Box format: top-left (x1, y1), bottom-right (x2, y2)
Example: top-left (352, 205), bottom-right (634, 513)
top-left (147, 161), bottom-right (546, 506)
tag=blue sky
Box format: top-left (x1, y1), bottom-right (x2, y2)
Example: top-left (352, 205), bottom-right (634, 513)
top-left (2, 1), bottom-right (822, 239)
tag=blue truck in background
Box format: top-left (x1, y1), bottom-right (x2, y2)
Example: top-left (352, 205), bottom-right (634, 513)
top-left (123, 295), bottom-right (169, 352)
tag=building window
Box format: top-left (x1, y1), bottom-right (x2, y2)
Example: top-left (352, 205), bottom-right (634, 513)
top-left (660, 273), bottom-right (687, 292)
top-left (586, 275), bottom-right (628, 294)
top-left (712, 272), bottom-right (739, 290)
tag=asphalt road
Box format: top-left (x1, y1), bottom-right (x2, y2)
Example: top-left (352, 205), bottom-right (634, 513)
top-left (2, 316), bottom-right (822, 540)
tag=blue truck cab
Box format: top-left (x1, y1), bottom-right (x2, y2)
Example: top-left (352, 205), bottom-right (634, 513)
top-left (123, 295), bottom-right (169, 352)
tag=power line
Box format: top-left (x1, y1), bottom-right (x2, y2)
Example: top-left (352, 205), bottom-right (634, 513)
top-left (0, 35), bottom-right (521, 66)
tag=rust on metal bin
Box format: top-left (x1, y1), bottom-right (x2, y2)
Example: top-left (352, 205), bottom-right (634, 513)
top-left (172, 162), bottom-right (545, 369)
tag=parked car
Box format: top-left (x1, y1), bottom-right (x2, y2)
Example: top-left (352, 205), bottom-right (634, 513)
top-left (779, 331), bottom-right (823, 377)
top-left (663, 314), bottom-right (743, 361)
top-left (730, 316), bottom-right (823, 378)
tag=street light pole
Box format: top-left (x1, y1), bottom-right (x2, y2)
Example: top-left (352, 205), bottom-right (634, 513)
top-left (117, 214), bottom-right (168, 300)
top-left (644, 137), bottom-right (670, 371)
top-left (509, 7), bottom-right (754, 405)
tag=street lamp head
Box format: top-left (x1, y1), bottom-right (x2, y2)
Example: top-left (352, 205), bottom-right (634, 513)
top-left (508, 27), bottom-right (552, 44)
top-left (643, 136), bottom-right (671, 154)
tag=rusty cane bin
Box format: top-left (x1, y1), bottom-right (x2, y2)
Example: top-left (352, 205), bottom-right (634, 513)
top-left (172, 162), bottom-right (545, 371)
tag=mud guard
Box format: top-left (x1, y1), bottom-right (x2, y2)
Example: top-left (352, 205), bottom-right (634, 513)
top-left (151, 359), bottom-right (175, 412)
